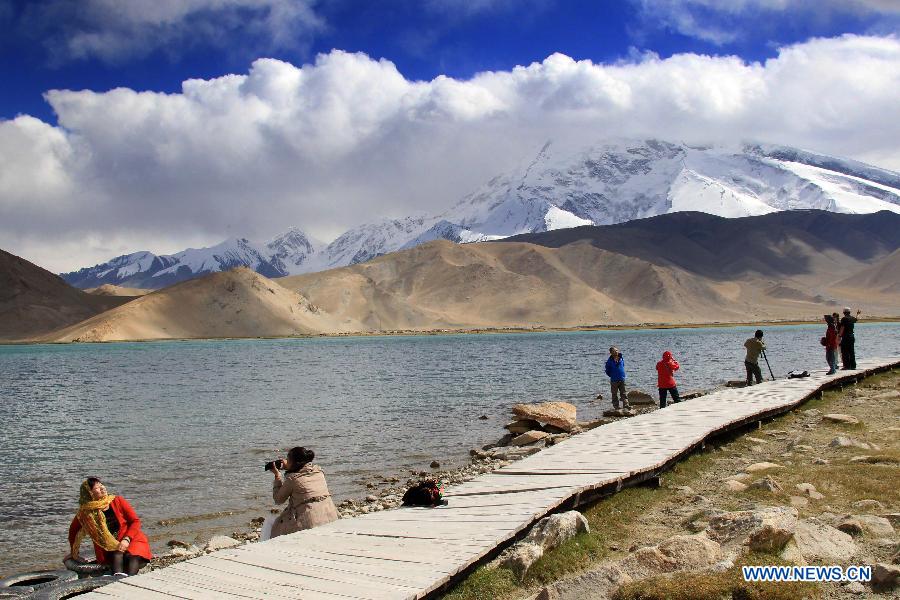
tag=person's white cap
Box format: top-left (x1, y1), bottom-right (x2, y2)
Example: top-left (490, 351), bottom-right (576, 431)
top-left (843, 307), bottom-right (851, 313)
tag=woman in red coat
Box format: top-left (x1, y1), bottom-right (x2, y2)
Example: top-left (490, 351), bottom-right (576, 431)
top-left (656, 350), bottom-right (681, 408)
top-left (66, 477), bottom-right (152, 575)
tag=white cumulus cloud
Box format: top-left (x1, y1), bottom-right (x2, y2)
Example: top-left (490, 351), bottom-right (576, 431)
top-left (2, 35), bottom-right (900, 272)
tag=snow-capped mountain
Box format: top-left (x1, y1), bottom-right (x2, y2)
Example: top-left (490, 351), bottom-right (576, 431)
top-left (63, 232), bottom-right (320, 289)
top-left (62, 139), bottom-right (900, 289)
top-left (267, 227), bottom-right (323, 275)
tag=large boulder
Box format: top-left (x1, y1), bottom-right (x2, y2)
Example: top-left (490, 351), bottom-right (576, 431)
top-left (706, 506), bottom-right (797, 552)
top-left (656, 534), bottom-right (722, 570)
top-left (620, 546), bottom-right (679, 578)
top-left (499, 542), bottom-right (544, 580)
top-left (498, 511), bottom-right (589, 578)
top-left (505, 419), bottom-right (542, 434)
top-left (873, 563), bottom-right (900, 590)
top-left (781, 519), bottom-right (856, 564)
top-left (512, 402), bottom-right (577, 432)
top-left (486, 446), bottom-right (542, 461)
top-left (510, 430), bottom-right (550, 446)
top-left (553, 565), bottom-right (632, 600)
top-left (853, 514), bottom-right (895, 537)
top-left (527, 512), bottom-right (589, 548)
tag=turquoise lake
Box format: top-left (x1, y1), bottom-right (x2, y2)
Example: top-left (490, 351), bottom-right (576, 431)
top-left (1, 323), bottom-right (898, 576)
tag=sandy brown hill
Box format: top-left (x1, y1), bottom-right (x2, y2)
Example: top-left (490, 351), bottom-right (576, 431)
top-left (279, 240), bottom-right (824, 331)
top-left (85, 284), bottom-right (152, 297)
top-left (834, 248), bottom-right (900, 295)
top-left (0, 250), bottom-right (132, 341)
top-left (43, 267), bottom-right (358, 342)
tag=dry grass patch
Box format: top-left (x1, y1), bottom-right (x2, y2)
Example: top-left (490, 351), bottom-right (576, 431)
top-left (613, 555), bottom-right (822, 600)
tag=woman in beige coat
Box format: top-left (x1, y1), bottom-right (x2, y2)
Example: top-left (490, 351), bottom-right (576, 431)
top-left (270, 447), bottom-right (338, 539)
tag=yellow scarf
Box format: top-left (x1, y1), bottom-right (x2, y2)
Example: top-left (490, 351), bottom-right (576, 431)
top-left (71, 482), bottom-right (120, 558)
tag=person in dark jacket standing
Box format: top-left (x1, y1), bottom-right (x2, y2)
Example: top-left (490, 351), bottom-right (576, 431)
top-left (823, 315), bottom-right (839, 375)
top-left (604, 347), bottom-right (631, 411)
top-left (743, 330), bottom-right (766, 385)
top-left (839, 307), bottom-right (859, 370)
top-left (656, 351), bottom-right (680, 408)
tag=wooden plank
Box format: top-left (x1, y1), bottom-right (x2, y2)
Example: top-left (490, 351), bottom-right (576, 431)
top-left (172, 557), bottom-right (422, 597)
top-left (213, 548), bottom-right (453, 587)
top-left (85, 584), bottom-right (181, 599)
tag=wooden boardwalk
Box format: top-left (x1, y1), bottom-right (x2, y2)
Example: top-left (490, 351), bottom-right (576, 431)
top-left (84, 357), bottom-right (898, 599)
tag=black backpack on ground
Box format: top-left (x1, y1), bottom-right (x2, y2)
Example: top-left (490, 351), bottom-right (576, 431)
top-left (401, 480), bottom-right (445, 506)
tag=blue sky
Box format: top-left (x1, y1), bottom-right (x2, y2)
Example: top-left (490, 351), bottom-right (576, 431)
top-left (2, 0), bottom-right (900, 271)
top-left (3, 0), bottom-right (896, 123)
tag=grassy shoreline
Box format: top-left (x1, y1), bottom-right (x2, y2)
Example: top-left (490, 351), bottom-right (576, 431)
top-left (4, 316), bottom-right (900, 346)
top-left (445, 368), bottom-right (900, 600)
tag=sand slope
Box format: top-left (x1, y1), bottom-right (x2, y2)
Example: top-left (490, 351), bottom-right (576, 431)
top-left (833, 249), bottom-right (900, 296)
top-left (44, 267), bottom-right (359, 342)
top-left (0, 250), bottom-right (132, 341)
top-left (279, 239), bottom-right (853, 330)
top-left (85, 284), bottom-right (152, 297)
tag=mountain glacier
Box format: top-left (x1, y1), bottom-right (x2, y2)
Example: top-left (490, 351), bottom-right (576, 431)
top-left (62, 139), bottom-right (900, 289)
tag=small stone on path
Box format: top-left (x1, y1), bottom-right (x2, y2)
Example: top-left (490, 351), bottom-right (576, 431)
top-left (204, 535), bottom-right (241, 552)
top-left (830, 436), bottom-right (876, 450)
top-left (725, 480), bottom-right (747, 492)
top-left (750, 476), bottom-right (783, 493)
top-left (795, 483), bottom-right (824, 500)
top-left (789, 496), bottom-right (809, 508)
top-left (822, 413), bottom-right (861, 424)
top-left (852, 499), bottom-right (884, 511)
top-left (746, 462), bottom-right (783, 473)
top-left (844, 581), bottom-right (866, 595)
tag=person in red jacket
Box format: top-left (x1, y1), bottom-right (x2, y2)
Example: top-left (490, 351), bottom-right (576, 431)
top-left (65, 477), bottom-right (152, 575)
top-left (656, 350), bottom-right (681, 408)
top-left (823, 314), bottom-right (839, 375)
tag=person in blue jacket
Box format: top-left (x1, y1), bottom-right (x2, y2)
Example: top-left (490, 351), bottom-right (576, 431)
top-left (604, 347), bottom-right (631, 410)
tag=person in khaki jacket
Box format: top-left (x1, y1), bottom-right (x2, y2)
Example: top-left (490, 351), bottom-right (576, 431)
top-left (270, 446), bottom-right (338, 539)
top-left (743, 329), bottom-right (766, 385)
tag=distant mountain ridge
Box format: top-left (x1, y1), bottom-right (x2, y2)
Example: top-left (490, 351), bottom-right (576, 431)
top-left (19, 210), bottom-right (900, 342)
top-left (62, 139), bottom-right (900, 289)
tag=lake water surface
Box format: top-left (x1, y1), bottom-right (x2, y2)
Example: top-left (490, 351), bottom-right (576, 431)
top-left (1, 323), bottom-right (899, 576)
